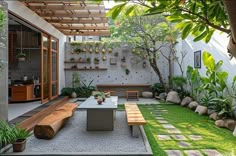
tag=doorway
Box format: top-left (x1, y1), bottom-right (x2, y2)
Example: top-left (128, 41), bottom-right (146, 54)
top-left (8, 13), bottom-right (59, 104)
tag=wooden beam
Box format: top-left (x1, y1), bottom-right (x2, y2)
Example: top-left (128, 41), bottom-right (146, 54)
top-left (45, 19), bottom-right (108, 24)
top-left (38, 12), bottom-right (106, 18)
top-left (28, 5), bottom-right (105, 11)
top-left (62, 30), bottom-right (110, 36)
top-left (54, 25), bottom-right (110, 30)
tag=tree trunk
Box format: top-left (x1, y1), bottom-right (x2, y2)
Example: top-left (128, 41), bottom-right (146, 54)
top-left (168, 57), bottom-right (172, 88)
top-left (149, 59), bottom-right (168, 92)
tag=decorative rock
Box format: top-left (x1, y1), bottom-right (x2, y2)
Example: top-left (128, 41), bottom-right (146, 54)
top-left (195, 105), bottom-right (208, 115)
top-left (181, 96), bottom-right (193, 107)
top-left (166, 91), bottom-right (181, 104)
top-left (215, 119), bottom-right (236, 131)
top-left (209, 112), bottom-right (220, 121)
top-left (142, 91), bottom-right (153, 98)
top-left (207, 109), bottom-right (215, 115)
top-left (188, 101), bottom-right (199, 110)
top-left (159, 92), bottom-right (167, 100)
top-left (233, 126), bottom-right (236, 136)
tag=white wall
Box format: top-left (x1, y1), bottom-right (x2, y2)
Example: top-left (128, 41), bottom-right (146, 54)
top-left (174, 31), bottom-right (236, 84)
top-left (7, 1), bottom-right (67, 92)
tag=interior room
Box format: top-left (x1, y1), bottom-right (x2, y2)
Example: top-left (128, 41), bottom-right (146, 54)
top-left (8, 13), bottom-right (41, 103)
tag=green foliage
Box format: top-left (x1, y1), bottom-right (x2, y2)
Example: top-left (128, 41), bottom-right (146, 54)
top-left (186, 65), bottom-right (201, 99)
top-left (60, 87), bottom-right (74, 96)
top-left (151, 83), bottom-right (165, 95)
top-left (107, 0), bottom-right (230, 43)
top-left (0, 120), bottom-right (15, 148)
top-left (72, 72), bottom-right (80, 89)
top-left (0, 8), bottom-right (5, 29)
top-left (210, 97), bottom-right (232, 118)
top-left (11, 126), bottom-right (32, 141)
top-left (0, 120), bottom-right (31, 148)
top-left (200, 94), bottom-right (215, 107)
top-left (170, 76), bottom-right (187, 91)
top-left (74, 80), bottom-right (96, 98)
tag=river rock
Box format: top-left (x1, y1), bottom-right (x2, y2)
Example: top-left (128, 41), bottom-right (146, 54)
top-left (181, 96), bottom-right (193, 107)
top-left (195, 105), bottom-right (208, 115)
top-left (188, 101), bottom-right (199, 110)
top-left (166, 91), bottom-right (181, 104)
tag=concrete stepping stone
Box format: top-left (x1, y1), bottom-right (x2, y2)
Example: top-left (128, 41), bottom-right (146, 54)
top-left (184, 150), bottom-right (203, 156)
top-left (171, 135), bottom-right (187, 140)
top-left (162, 124), bottom-right (176, 129)
top-left (157, 120), bottom-right (168, 124)
top-left (202, 149), bottom-right (223, 156)
top-left (157, 135), bottom-right (172, 140)
top-left (165, 150), bottom-right (183, 156)
top-left (188, 135), bottom-right (203, 140)
top-left (167, 129), bottom-right (181, 134)
top-left (155, 117), bottom-right (164, 120)
top-left (178, 141), bottom-right (191, 148)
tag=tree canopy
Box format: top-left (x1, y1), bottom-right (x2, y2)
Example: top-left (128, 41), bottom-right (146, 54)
top-left (99, 0), bottom-right (230, 43)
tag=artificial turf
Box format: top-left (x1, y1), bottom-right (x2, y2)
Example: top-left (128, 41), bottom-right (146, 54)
top-left (120, 103), bottom-right (236, 156)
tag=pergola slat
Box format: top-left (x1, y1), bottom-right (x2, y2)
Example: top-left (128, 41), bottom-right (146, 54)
top-left (20, 0), bottom-right (110, 36)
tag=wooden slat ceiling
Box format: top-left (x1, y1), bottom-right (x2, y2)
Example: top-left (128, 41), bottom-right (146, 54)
top-left (20, 0), bottom-right (110, 36)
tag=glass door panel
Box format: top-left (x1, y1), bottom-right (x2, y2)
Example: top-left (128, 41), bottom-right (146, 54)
top-left (50, 38), bottom-right (58, 99)
top-left (41, 34), bottom-right (49, 103)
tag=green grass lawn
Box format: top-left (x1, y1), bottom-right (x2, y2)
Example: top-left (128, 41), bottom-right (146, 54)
top-left (120, 103), bottom-right (236, 156)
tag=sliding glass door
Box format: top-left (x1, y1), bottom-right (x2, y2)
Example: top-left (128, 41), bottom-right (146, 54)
top-left (41, 34), bottom-right (59, 103)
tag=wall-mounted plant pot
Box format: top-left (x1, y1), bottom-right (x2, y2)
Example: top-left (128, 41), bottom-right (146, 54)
top-left (18, 57), bottom-right (26, 62)
top-left (95, 49), bottom-right (99, 53)
top-left (102, 56), bottom-right (107, 61)
top-left (89, 48), bottom-right (93, 53)
top-left (102, 49), bottom-right (106, 54)
top-left (108, 48), bottom-right (112, 53)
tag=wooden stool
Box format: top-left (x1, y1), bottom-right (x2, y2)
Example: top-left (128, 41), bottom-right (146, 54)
top-left (104, 90), bottom-right (116, 96)
top-left (126, 90), bottom-right (139, 101)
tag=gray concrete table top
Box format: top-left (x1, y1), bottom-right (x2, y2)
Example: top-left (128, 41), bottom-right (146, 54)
top-left (79, 96), bottom-right (118, 109)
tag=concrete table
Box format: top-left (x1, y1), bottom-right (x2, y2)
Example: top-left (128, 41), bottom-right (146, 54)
top-left (79, 96), bottom-right (118, 131)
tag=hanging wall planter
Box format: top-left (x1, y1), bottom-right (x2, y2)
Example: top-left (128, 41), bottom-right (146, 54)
top-left (125, 68), bottom-right (130, 75)
top-left (17, 53), bottom-right (26, 62)
top-left (102, 56), bottom-right (107, 61)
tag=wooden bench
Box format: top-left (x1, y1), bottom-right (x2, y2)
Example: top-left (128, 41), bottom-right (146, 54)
top-left (126, 90), bottom-right (139, 101)
top-left (34, 103), bottom-right (78, 139)
top-left (125, 103), bottom-right (146, 137)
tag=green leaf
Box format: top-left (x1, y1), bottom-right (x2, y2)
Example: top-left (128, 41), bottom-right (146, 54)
top-left (204, 29), bottom-right (215, 43)
top-left (193, 31), bottom-right (208, 42)
top-left (215, 60), bottom-right (223, 70)
top-left (181, 23), bottom-right (193, 39)
top-left (125, 5), bottom-right (136, 16)
top-left (203, 51), bottom-right (215, 70)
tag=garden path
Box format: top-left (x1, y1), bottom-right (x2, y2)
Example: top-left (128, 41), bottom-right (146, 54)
top-left (145, 105), bottom-right (223, 156)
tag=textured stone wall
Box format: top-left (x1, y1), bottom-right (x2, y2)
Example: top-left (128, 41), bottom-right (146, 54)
top-left (0, 1), bottom-right (8, 120)
top-left (64, 42), bottom-right (170, 90)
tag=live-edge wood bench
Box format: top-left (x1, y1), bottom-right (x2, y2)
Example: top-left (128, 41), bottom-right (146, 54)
top-left (34, 103), bottom-right (78, 139)
top-left (125, 103), bottom-right (146, 137)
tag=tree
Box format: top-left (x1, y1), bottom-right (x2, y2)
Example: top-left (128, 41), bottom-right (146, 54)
top-left (112, 14), bottom-right (176, 91)
top-left (103, 0), bottom-right (230, 43)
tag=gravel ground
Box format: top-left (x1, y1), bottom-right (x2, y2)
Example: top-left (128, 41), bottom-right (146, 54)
top-left (20, 110), bottom-right (147, 154)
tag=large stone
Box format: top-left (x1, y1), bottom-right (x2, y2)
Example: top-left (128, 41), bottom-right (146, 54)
top-left (215, 119), bottom-right (236, 131)
top-left (209, 112), bottom-right (220, 120)
top-left (188, 101), bottom-right (199, 110)
top-left (181, 96), bottom-right (193, 107)
top-left (195, 105), bottom-right (208, 115)
top-left (166, 91), bottom-right (181, 104)
top-left (142, 91), bottom-right (153, 98)
top-left (159, 92), bottom-right (167, 100)
top-left (233, 126), bottom-right (236, 136)
top-left (207, 109), bottom-right (215, 115)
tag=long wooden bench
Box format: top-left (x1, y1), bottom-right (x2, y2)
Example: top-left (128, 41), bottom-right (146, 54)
top-left (125, 103), bottom-right (146, 137)
top-left (34, 103), bottom-right (78, 139)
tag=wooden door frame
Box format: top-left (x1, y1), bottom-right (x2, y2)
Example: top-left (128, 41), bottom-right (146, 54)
top-left (49, 37), bottom-right (59, 100)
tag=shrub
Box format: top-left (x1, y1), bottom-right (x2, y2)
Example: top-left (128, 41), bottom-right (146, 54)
top-left (151, 83), bottom-right (165, 96)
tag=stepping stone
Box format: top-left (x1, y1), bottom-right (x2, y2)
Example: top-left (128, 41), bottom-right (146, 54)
top-left (202, 149), bottom-right (223, 156)
top-left (157, 120), bottom-right (168, 124)
top-left (162, 124), bottom-right (175, 129)
top-left (157, 135), bottom-right (172, 140)
top-left (184, 150), bottom-right (203, 156)
top-left (167, 129), bottom-right (181, 134)
top-left (165, 150), bottom-right (183, 156)
top-left (188, 135), bottom-right (203, 140)
top-left (171, 135), bottom-right (187, 140)
top-left (155, 117), bottom-right (164, 120)
top-left (160, 110), bottom-right (168, 112)
top-left (178, 141), bottom-right (191, 148)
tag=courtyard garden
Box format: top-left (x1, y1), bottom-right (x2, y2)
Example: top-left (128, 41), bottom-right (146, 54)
top-left (1, 0), bottom-right (236, 156)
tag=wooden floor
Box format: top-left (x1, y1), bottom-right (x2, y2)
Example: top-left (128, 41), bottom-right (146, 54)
top-left (9, 96), bottom-right (69, 131)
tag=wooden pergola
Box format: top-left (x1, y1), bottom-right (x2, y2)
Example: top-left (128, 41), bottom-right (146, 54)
top-left (20, 0), bottom-right (110, 36)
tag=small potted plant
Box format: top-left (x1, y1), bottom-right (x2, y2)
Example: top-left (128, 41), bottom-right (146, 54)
top-left (94, 57), bottom-right (99, 64)
top-left (17, 53), bottom-right (26, 62)
top-left (97, 96), bottom-right (103, 105)
top-left (11, 126), bottom-right (32, 152)
top-left (87, 58), bottom-right (91, 63)
top-left (70, 57), bottom-right (75, 62)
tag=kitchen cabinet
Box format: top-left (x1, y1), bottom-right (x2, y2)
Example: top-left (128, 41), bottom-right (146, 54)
top-left (11, 84), bottom-right (35, 102)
